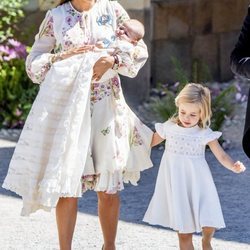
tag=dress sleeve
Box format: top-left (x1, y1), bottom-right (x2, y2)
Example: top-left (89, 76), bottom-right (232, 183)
top-left (202, 128), bottom-right (222, 145)
top-left (111, 1), bottom-right (148, 78)
top-left (26, 10), bottom-right (56, 84)
top-left (155, 122), bottom-right (169, 139)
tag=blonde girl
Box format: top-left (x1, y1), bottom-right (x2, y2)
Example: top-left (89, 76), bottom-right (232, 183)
top-left (143, 83), bottom-right (245, 250)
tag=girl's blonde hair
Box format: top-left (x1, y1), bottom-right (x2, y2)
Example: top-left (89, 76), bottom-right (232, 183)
top-left (171, 83), bottom-right (212, 128)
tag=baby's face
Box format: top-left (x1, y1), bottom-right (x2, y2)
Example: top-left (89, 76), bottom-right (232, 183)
top-left (116, 22), bottom-right (138, 44)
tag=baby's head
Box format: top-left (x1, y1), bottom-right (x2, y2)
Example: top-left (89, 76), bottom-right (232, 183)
top-left (116, 19), bottom-right (145, 45)
top-left (173, 83), bottom-right (212, 128)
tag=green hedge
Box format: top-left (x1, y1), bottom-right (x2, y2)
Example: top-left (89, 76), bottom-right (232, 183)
top-left (0, 40), bottom-right (38, 128)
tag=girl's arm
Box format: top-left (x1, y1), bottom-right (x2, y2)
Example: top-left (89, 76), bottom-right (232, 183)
top-left (208, 139), bottom-right (246, 173)
top-left (151, 132), bottom-right (165, 147)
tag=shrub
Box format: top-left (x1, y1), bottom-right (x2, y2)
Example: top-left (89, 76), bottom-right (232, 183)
top-left (0, 39), bottom-right (38, 128)
top-left (0, 1), bottom-right (38, 128)
top-left (150, 58), bottom-right (237, 131)
top-left (0, 0), bottom-right (28, 42)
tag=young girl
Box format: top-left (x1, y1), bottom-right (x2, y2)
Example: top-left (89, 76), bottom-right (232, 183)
top-left (143, 83), bottom-right (246, 250)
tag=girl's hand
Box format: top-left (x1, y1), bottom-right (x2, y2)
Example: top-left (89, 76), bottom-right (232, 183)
top-left (92, 56), bottom-right (114, 81)
top-left (232, 161), bottom-right (246, 173)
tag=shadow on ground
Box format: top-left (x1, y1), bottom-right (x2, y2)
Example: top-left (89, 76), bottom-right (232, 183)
top-left (1, 146), bottom-right (250, 245)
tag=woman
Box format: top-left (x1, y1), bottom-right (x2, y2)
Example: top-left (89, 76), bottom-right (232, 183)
top-left (2, 0), bottom-right (153, 249)
top-left (231, 6), bottom-right (250, 159)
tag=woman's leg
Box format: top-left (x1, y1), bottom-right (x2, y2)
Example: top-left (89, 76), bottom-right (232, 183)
top-left (97, 192), bottom-right (120, 250)
top-left (202, 227), bottom-right (215, 250)
top-left (177, 233), bottom-right (194, 250)
top-left (56, 197), bottom-right (78, 250)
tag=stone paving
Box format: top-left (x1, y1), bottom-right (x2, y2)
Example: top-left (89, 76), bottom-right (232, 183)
top-left (0, 134), bottom-right (250, 250)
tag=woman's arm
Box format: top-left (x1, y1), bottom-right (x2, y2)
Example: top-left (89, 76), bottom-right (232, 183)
top-left (151, 132), bottom-right (165, 147)
top-left (92, 1), bottom-right (148, 81)
top-left (92, 56), bottom-right (115, 81)
top-left (26, 10), bottom-right (56, 84)
top-left (231, 7), bottom-right (250, 79)
top-left (208, 139), bottom-right (245, 173)
top-left (26, 11), bottom-right (94, 84)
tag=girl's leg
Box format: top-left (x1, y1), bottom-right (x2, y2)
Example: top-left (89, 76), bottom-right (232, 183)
top-left (202, 227), bottom-right (215, 250)
top-left (177, 233), bottom-right (194, 250)
top-left (56, 197), bottom-right (78, 250)
top-left (97, 192), bottom-right (120, 250)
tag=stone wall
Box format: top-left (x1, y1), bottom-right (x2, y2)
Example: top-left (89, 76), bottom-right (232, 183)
top-left (151, 0), bottom-right (250, 85)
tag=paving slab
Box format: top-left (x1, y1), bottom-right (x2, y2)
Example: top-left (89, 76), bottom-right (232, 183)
top-left (0, 138), bottom-right (249, 250)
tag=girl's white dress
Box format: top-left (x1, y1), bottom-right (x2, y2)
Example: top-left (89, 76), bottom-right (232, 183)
top-left (143, 121), bottom-right (226, 233)
top-left (2, 0), bottom-right (153, 216)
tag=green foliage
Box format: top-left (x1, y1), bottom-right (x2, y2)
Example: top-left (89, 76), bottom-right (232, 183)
top-left (171, 57), bottom-right (188, 90)
top-left (191, 58), bottom-right (212, 83)
top-left (150, 58), bottom-right (236, 131)
top-left (0, 59), bottom-right (38, 128)
top-left (0, 1), bottom-right (37, 128)
top-left (171, 57), bottom-right (212, 89)
top-left (0, 0), bottom-right (28, 42)
top-left (210, 85), bottom-right (236, 131)
top-left (151, 87), bottom-right (176, 122)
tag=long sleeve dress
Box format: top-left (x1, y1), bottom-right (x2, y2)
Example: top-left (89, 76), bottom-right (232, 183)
top-left (2, 0), bottom-right (153, 216)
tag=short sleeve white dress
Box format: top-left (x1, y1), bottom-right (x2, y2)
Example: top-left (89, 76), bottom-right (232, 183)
top-left (143, 120), bottom-right (226, 233)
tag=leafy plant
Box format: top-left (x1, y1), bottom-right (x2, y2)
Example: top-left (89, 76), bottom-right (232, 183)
top-left (0, 0), bottom-right (28, 42)
top-left (151, 87), bottom-right (176, 122)
top-left (0, 39), bottom-right (38, 128)
top-left (150, 58), bottom-right (236, 132)
top-left (210, 85), bottom-right (236, 131)
top-left (171, 57), bottom-right (188, 91)
top-left (191, 58), bottom-right (212, 83)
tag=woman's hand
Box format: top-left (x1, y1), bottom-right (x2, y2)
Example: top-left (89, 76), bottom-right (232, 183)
top-left (151, 132), bottom-right (164, 147)
top-left (232, 161), bottom-right (246, 173)
top-left (92, 56), bottom-right (114, 81)
top-left (52, 45), bottom-right (95, 62)
top-left (62, 45), bottom-right (95, 59)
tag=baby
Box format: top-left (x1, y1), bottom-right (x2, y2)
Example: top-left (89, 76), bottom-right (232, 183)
top-left (97, 18), bottom-right (145, 49)
top-left (93, 18), bottom-right (145, 82)
top-left (49, 19), bottom-right (145, 82)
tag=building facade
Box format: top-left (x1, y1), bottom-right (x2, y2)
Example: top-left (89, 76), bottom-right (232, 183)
top-left (23, 0), bottom-right (250, 104)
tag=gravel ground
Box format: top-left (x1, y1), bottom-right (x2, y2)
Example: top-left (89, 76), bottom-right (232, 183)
top-left (0, 136), bottom-right (250, 250)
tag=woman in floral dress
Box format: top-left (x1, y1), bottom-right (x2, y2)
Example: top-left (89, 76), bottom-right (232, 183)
top-left (2, 0), bottom-right (152, 249)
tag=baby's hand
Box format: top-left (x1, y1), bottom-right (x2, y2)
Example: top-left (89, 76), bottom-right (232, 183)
top-left (95, 41), bottom-right (105, 49)
top-left (232, 161), bottom-right (246, 173)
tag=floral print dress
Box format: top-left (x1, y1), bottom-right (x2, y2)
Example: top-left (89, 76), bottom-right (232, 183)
top-left (2, 0), bottom-right (153, 215)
